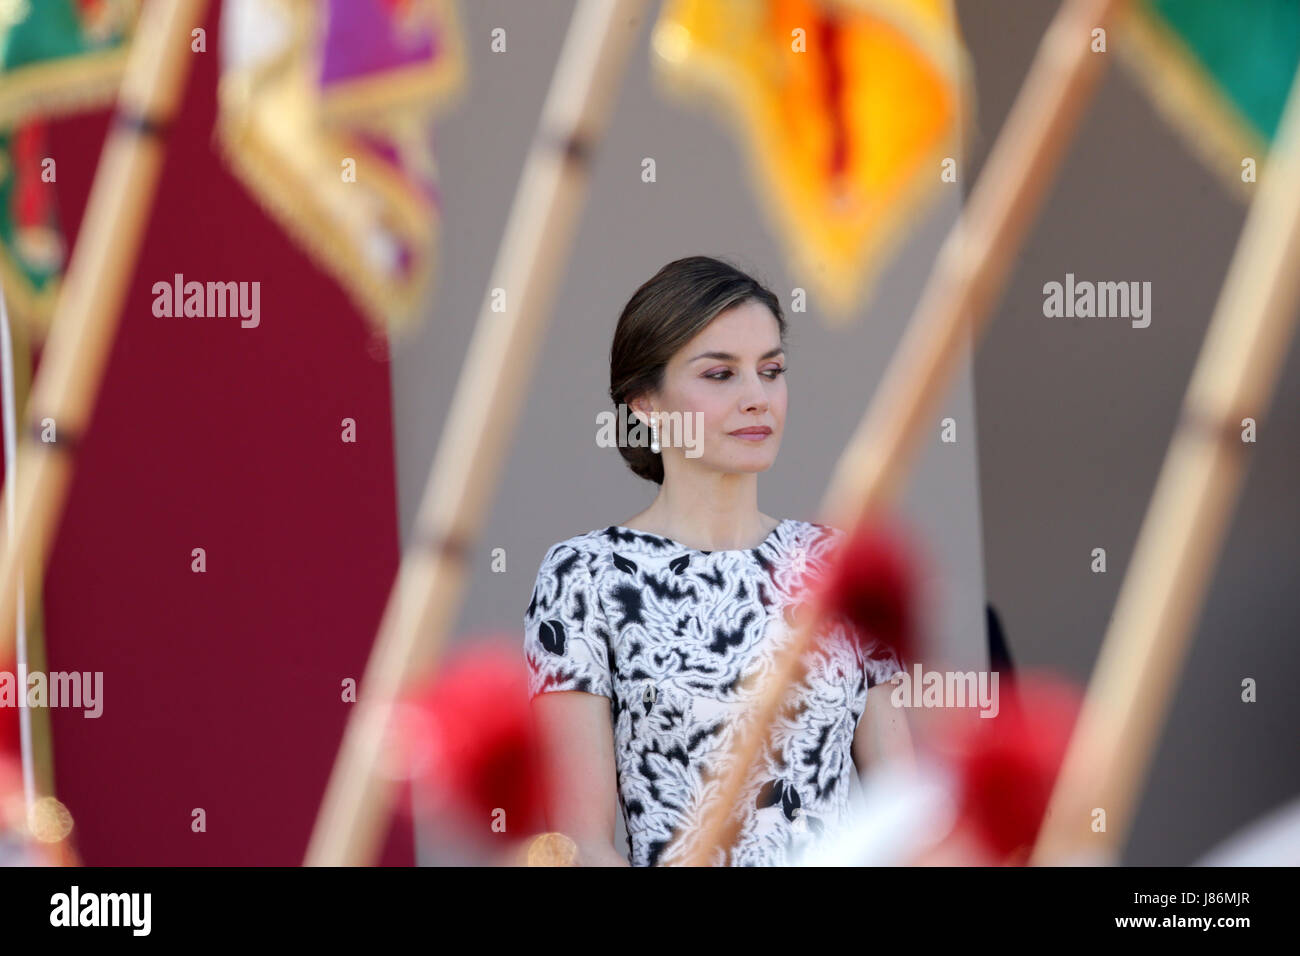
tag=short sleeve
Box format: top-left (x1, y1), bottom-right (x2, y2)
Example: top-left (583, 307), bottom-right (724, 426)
top-left (860, 637), bottom-right (905, 690)
top-left (523, 543), bottom-right (613, 701)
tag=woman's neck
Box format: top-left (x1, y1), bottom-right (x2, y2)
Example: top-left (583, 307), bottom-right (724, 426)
top-left (620, 480), bottom-right (776, 551)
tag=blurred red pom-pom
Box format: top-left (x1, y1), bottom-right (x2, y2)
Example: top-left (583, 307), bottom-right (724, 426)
top-left (0, 657), bottom-right (17, 760)
top-left (940, 672), bottom-right (1082, 863)
top-left (814, 517), bottom-right (920, 668)
top-left (391, 639), bottom-right (549, 842)
top-left (0, 673), bottom-right (24, 837)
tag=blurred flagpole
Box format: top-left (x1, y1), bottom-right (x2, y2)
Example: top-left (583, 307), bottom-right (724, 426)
top-left (0, 0), bottom-right (208, 669)
top-left (1031, 59), bottom-right (1300, 866)
top-left (0, 275), bottom-right (34, 817)
top-left (679, 0), bottom-right (1129, 866)
top-left (305, 0), bottom-right (647, 866)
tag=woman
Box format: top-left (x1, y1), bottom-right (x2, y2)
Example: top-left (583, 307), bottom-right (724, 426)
top-left (523, 256), bottom-right (914, 866)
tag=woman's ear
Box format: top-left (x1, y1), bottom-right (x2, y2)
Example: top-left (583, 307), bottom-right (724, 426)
top-left (629, 396), bottom-right (654, 428)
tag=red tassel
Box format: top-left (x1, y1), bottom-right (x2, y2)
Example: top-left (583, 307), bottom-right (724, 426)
top-left (0, 656), bottom-right (17, 760)
top-left (812, 517), bottom-right (920, 667)
top-left (0, 664), bottom-right (22, 839)
top-left (941, 672), bottom-right (1082, 863)
top-left (392, 639), bottom-right (548, 842)
top-left (14, 122), bottom-right (50, 229)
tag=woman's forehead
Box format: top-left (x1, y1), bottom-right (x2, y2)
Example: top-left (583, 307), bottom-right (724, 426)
top-left (682, 307), bottom-right (782, 354)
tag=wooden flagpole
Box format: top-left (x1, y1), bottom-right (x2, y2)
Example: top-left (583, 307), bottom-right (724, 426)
top-left (0, 0), bottom-right (208, 665)
top-left (1030, 61), bottom-right (1300, 866)
top-left (305, 0), bottom-right (647, 866)
top-left (678, 0), bottom-right (1129, 866)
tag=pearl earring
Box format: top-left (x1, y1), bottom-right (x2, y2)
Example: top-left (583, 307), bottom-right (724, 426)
top-left (650, 415), bottom-right (660, 454)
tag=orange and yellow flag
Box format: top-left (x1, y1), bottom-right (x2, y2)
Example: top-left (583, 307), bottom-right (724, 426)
top-left (652, 0), bottom-right (972, 324)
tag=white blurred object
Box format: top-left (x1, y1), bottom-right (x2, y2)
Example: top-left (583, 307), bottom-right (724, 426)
top-left (1195, 794), bottom-right (1300, 866)
top-left (790, 757), bottom-right (958, 866)
top-left (220, 0), bottom-right (292, 70)
top-left (0, 833), bottom-right (50, 867)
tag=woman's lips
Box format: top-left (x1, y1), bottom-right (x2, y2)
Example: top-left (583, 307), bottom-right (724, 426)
top-left (729, 427), bottom-right (772, 441)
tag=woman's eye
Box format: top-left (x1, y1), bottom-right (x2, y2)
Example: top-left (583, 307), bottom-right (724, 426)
top-left (705, 367), bottom-right (787, 381)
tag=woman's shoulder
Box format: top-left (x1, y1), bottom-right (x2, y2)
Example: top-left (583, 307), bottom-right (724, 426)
top-left (536, 519), bottom-right (842, 563)
top-left (535, 528), bottom-right (611, 566)
top-left (783, 518), bottom-right (846, 551)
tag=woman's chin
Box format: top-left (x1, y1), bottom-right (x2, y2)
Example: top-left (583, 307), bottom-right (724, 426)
top-left (719, 454), bottom-right (780, 475)
top-left (677, 443), bottom-right (780, 474)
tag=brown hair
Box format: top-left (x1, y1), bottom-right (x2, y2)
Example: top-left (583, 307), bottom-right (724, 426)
top-left (608, 256), bottom-right (786, 484)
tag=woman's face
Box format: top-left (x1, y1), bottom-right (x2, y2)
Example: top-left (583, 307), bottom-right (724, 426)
top-left (640, 299), bottom-right (787, 476)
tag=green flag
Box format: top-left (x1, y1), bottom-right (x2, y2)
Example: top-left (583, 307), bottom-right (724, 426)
top-left (1119, 0), bottom-right (1300, 197)
top-left (0, 122), bottom-right (62, 338)
top-left (0, 0), bottom-right (135, 127)
top-left (0, 0), bottom-right (137, 336)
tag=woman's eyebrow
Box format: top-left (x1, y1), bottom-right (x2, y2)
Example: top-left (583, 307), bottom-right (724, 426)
top-left (689, 347), bottom-right (785, 362)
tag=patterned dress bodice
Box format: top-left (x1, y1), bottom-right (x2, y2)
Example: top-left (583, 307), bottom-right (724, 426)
top-left (523, 518), bottom-right (904, 866)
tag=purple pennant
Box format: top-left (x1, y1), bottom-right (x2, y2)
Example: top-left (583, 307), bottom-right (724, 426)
top-left (320, 0), bottom-right (442, 89)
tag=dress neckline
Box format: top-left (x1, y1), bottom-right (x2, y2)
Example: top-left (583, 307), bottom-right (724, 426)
top-left (606, 518), bottom-right (792, 554)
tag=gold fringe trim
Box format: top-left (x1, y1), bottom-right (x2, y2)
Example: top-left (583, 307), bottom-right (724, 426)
top-left (0, 252), bottom-right (59, 342)
top-left (0, 45), bottom-right (131, 128)
top-left (215, 99), bottom-right (437, 336)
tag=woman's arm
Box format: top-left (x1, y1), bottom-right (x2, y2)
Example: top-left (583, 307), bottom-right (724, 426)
top-left (531, 690), bottom-right (630, 866)
top-left (852, 674), bottom-right (916, 777)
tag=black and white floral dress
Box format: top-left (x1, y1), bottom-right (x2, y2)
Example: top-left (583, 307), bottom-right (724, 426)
top-left (523, 518), bottom-right (905, 866)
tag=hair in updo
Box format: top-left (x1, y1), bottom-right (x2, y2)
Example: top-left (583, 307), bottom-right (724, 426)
top-left (608, 255), bottom-right (786, 485)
